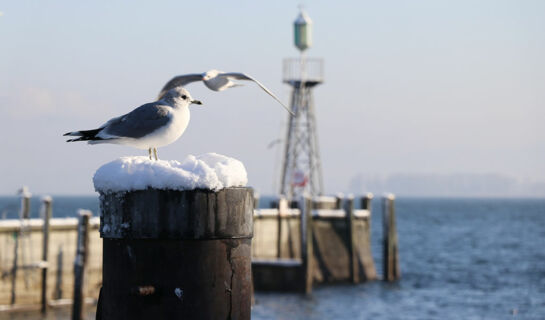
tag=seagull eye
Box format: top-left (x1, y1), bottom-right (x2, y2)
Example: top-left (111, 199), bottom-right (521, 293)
top-left (181, 95), bottom-right (187, 100)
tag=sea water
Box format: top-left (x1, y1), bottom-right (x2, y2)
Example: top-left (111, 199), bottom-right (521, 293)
top-left (253, 197), bottom-right (545, 320)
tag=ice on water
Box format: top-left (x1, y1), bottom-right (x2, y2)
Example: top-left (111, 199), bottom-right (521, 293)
top-left (93, 153), bottom-right (248, 193)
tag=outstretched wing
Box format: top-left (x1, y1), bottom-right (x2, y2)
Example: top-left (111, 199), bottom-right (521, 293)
top-left (158, 73), bottom-right (203, 100)
top-left (219, 72), bottom-right (294, 116)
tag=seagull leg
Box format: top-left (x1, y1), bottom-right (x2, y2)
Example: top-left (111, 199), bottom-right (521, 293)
top-left (148, 148), bottom-right (152, 160)
top-left (153, 148), bottom-right (159, 161)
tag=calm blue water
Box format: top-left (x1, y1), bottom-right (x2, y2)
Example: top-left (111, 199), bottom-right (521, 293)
top-left (254, 198), bottom-right (545, 320)
top-left (1, 196), bottom-right (544, 319)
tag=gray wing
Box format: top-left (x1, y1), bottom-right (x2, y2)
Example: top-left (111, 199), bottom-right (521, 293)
top-left (220, 72), bottom-right (294, 116)
top-left (101, 102), bottom-right (171, 139)
top-left (158, 73), bottom-right (203, 99)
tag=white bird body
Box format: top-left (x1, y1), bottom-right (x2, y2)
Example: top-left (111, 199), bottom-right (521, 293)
top-left (133, 105), bottom-right (190, 150)
top-left (64, 87), bottom-right (201, 160)
top-left (202, 69), bottom-right (233, 91)
top-left (91, 104), bottom-right (190, 150)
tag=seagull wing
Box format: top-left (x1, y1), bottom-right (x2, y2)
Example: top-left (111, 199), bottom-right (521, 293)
top-left (220, 72), bottom-right (294, 116)
top-left (158, 73), bottom-right (203, 100)
top-left (99, 102), bottom-right (171, 139)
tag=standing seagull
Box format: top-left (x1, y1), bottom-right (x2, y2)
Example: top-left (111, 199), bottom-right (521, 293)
top-left (158, 69), bottom-right (294, 115)
top-left (63, 87), bottom-right (202, 160)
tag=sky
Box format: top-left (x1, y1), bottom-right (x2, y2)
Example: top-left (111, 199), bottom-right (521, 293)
top-left (0, 1), bottom-right (544, 196)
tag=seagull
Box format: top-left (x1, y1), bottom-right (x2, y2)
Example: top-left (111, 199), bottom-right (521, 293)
top-left (158, 69), bottom-right (294, 116)
top-left (63, 87), bottom-right (202, 160)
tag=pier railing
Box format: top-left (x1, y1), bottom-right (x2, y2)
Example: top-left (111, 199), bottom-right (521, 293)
top-left (0, 214), bottom-right (102, 311)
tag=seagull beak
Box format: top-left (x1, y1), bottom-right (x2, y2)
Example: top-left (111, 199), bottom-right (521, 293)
top-left (191, 99), bottom-right (203, 105)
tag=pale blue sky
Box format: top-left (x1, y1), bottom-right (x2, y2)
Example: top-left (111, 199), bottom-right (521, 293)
top-left (1, 1), bottom-right (544, 195)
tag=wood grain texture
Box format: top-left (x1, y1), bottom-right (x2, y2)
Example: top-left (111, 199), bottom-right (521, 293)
top-left (99, 187), bottom-right (253, 320)
top-left (99, 188), bottom-right (253, 240)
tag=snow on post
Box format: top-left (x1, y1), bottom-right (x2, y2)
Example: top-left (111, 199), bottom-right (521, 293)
top-left (93, 153), bottom-right (248, 193)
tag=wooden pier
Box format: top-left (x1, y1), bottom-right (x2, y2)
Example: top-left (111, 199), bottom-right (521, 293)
top-left (0, 192), bottom-right (399, 316)
top-left (0, 217), bottom-right (102, 311)
top-left (252, 194), bottom-right (377, 293)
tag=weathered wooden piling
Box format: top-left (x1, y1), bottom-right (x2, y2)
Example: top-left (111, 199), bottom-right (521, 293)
top-left (40, 197), bottom-right (52, 314)
top-left (344, 196), bottom-right (358, 283)
top-left (301, 196), bottom-right (314, 294)
top-left (361, 192), bottom-right (373, 211)
top-left (10, 231), bottom-right (19, 305)
top-left (72, 210), bottom-right (91, 320)
top-left (382, 194), bottom-right (400, 281)
top-left (98, 187), bottom-right (254, 320)
top-left (54, 246), bottom-right (64, 300)
top-left (276, 197), bottom-right (287, 259)
top-left (9, 192), bottom-right (30, 305)
top-left (357, 193), bottom-right (377, 281)
top-left (20, 193), bottom-right (31, 220)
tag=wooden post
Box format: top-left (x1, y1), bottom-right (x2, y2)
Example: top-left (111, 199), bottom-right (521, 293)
top-left (300, 196), bottom-right (313, 294)
top-left (361, 192), bottom-right (373, 211)
top-left (382, 194), bottom-right (400, 281)
top-left (335, 193), bottom-right (343, 209)
top-left (276, 197), bottom-right (287, 258)
top-left (99, 188), bottom-right (254, 320)
top-left (72, 210), bottom-right (91, 320)
top-left (253, 192), bottom-right (260, 209)
top-left (10, 231), bottom-right (18, 305)
top-left (344, 195), bottom-right (358, 283)
top-left (20, 193), bottom-right (30, 219)
top-left (54, 246), bottom-right (64, 300)
top-left (359, 193), bottom-right (377, 281)
top-left (41, 197), bottom-right (53, 314)
top-left (9, 190), bottom-right (30, 305)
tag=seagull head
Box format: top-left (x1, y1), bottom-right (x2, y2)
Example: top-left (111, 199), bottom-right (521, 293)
top-left (163, 87), bottom-right (202, 107)
top-left (202, 69), bottom-right (221, 81)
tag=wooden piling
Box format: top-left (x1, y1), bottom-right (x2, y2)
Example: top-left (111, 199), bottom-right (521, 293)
top-left (361, 192), bottom-right (373, 210)
top-left (40, 197), bottom-right (52, 314)
top-left (344, 196), bottom-right (358, 283)
top-left (334, 193), bottom-right (343, 209)
top-left (10, 232), bottom-right (19, 305)
top-left (301, 196), bottom-right (313, 294)
top-left (72, 210), bottom-right (91, 320)
top-left (253, 192), bottom-right (260, 209)
top-left (382, 194), bottom-right (400, 282)
top-left (358, 193), bottom-right (377, 281)
top-left (276, 197), bottom-right (286, 258)
top-left (9, 190), bottom-right (30, 305)
top-left (20, 193), bottom-right (30, 220)
top-left (98, 187), bottom-right (254, 320)
top-left (54, 246), bottom-right (64, 300)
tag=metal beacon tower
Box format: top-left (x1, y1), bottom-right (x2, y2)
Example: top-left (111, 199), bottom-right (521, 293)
top-left (280, 9), bottom-right (324, 200)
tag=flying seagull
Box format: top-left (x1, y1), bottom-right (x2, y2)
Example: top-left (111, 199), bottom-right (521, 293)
top-left (63, 87), bottom-right (202, 160)
top-left (158, 69), bottom-right (294, 116)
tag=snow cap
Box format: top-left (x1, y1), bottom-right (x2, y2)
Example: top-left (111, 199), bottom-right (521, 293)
top-left (93, 153), bottom-right (248, 193)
